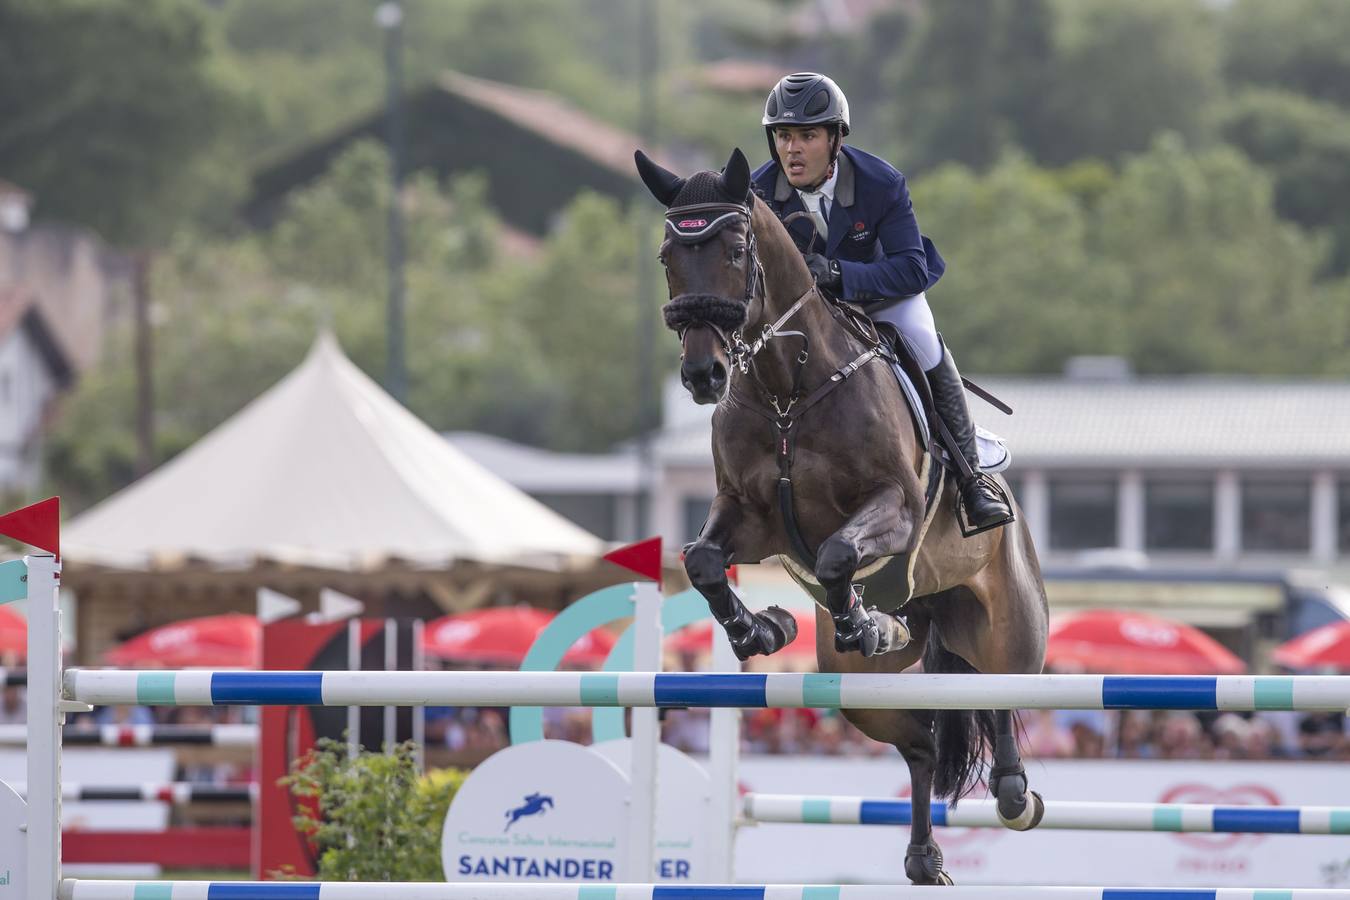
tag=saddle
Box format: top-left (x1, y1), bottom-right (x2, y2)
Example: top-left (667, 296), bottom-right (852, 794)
top-left (776, 299), bottom-right (1012, 612)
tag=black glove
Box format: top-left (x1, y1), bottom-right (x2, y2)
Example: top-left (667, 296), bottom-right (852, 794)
top-left (804, 253), bottom-right (842, 294)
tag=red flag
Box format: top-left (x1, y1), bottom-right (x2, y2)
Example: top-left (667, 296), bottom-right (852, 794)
top-left (603, 537), bottom-right (663, 585)
top-left (0, 497), bottom-right (59, 559)
top-left (726, 564), bottom-right (739, 585)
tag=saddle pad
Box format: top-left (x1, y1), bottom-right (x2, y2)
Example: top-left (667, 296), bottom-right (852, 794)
top-left (888, 360), bottom-right (1012, 474)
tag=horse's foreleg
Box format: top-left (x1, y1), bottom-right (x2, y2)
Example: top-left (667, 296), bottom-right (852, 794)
top-left (815, 486), bottom-right (915, 657)
top-left (684, 495), bottom-right (798, 660)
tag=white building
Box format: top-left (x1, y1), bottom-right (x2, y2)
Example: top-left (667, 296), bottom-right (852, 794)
top-left (448, 363), bottom-right (1350, 649)
top-left (0, 287), bottom-right (73, 492)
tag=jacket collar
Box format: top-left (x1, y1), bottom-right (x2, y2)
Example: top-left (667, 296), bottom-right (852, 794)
top-left (773, 147), bottom-right (855, 207)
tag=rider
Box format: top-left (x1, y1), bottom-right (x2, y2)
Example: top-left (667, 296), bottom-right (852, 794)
top-left (752, 72), bottom-right (1012, 531)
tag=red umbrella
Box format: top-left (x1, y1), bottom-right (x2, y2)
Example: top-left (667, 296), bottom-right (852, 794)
top-left (666, 607), bottom-right (818, 659)
top-left (1272, 619), bottom-right (1350, 671)
top-left (422, 606), bottom-right (616, 667)
top-left (0, 606), bottom-right (25, 660)
top-left (104, 613), bottom-right (260, 669)
top-left (1046, 609), bottom-right (1244, 675)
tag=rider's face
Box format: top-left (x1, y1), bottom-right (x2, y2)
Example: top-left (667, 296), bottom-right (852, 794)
top-left (774, 126), bottom-right (832, 188)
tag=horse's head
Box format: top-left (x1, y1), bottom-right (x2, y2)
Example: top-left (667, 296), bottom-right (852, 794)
top-left (635, 148), bottom-right (760, 404)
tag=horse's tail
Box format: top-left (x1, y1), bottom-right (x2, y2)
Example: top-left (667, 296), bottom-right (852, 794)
top-left (923, 625), bottom-right (998, 806)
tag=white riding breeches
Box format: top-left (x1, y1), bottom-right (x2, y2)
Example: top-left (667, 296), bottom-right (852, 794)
top-left (867, 291), bottom-right (942, 371)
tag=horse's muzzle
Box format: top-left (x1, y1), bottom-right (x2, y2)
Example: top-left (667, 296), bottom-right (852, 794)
top-left (681, 355), bottom-right (727, 404)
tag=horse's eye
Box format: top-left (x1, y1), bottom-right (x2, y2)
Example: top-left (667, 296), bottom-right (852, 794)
top-left (731, 246), bottom-right (746, 264)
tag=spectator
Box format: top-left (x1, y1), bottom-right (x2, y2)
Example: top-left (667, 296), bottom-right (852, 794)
top-left (0, 685), bottom-right (23, 724)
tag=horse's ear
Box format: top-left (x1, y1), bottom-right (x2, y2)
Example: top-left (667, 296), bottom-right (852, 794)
top-left (634, 150), bottom-right (685, 206)
top-left (720, 148), bottom-right (751, 204)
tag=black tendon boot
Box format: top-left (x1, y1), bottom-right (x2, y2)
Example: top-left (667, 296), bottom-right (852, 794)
top-left (926, 341), bottom-right (1013, 532)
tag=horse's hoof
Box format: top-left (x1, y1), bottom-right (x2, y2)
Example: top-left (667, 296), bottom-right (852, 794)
top-left (757, 605), bottom-right (799, 651)
top-left (722, 606), bottom-right (796, 660)
top-left (904, 840), bottom-right (949, 885)
top-left (996, 780), bottom-right (1045, 832)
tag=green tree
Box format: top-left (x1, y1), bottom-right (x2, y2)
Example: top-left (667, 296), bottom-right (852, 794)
top-left (1224, 0), bottom-right (1350, 110)
top-left (509, 192), bottom-right (674, 451)
top-left (1219, 89), bottom-right (1350, 274)
top-left (1089, 135), bottom-right (1343, 374)
top-left (0, 0), bottom-right (247, 244)
top-left (886, 0), bottom-right (1057, 172)
top-left (912, 154), bottom-right (1106, 374)
top-left (1032, 0), bottom-right (1221, 167)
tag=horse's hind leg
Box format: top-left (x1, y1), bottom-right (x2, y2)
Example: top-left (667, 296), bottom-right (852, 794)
top-left (684, 494), bottom-right (798, 660)
top-left (842, 702), bottom-right (953, 885)
top-left (991, 709), bottom-right (1044, 830)
top-left (814, 486), bottom-right (916, 657)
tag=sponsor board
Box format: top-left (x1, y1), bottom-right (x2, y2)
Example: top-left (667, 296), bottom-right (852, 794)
top-left (441, 738), bottom-right (713, 883)
top-left (0, 780), bottom-right (25, 899)
top-left (730, 754), bottom-right (1350, 888)
top-left (441, 740), bottom-right (629, 882)
top-left (591, 739), bottom-right (710, 881)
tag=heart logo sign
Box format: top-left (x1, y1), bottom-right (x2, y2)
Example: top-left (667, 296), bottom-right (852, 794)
top-left (1160, 782), bottom-right (1282, 851)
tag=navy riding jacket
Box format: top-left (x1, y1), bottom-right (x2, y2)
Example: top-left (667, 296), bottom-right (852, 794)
top-left (751, 145), bottom-right (945, 302)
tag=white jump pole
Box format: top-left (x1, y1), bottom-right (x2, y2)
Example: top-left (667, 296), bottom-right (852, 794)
top-left (704, 630), bottom-right (740, 882)
top-left (626, 581), bottom-right (662, 882)
top-left (26, 553), bottom-right (62, 900)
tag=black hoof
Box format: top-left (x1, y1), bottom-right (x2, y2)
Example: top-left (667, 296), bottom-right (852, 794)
top-left (994, 766), bottom-right (1044, 831)
top-left (904, 840), bottom-right (951, 885)
top-left (720, 606), bottom-right (797, 661)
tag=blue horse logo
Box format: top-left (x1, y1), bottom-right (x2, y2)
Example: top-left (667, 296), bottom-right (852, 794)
top-left (504, 792), bottom-right (554, 831)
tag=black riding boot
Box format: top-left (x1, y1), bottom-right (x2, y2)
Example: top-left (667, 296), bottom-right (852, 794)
top-left (926, 342), bottom-right (1013, 532)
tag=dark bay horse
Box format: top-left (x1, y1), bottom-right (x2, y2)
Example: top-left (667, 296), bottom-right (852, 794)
top-left (635, 148), bottom-right (1050, 885)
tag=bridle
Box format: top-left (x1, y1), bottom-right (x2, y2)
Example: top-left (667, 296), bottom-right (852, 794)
top-left (662, 200), bottom-right (812, 379)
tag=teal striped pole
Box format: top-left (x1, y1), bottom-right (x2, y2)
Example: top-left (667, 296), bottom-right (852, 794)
top-left (64, 670), bottom-right (1350, 712)
top-left (744, 794), bottom-right (1350, 835)
top-left (55, 882), bottom-right (1350, 900)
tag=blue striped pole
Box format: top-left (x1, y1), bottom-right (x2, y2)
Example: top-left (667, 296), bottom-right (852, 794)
top-left (54, 883), bottom-right (1350, 900)
top-left (64, 670), bottom-right (1350, 712)
top-left (744, 794), bottom-right (1350, 835)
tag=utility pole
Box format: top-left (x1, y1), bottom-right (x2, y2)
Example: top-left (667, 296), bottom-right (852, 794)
top-left (634, 0), bottom-right (659, 539)
top-left (133, 250), bottom-right (154, 476)
top-left (376, 2), bottom-right (407, 403)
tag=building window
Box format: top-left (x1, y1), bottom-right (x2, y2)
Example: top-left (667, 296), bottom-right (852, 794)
top-left (1144, 478), bottom-right (1214, 552)
top-left (1337, 480), bottom-right (1350, 555)
top-left (1048, 477), bottom-right (1117, 550)
top-left (1241, 478), bottom-right (1311, 553)
top-left (682, 497), bottom-right (714, 543)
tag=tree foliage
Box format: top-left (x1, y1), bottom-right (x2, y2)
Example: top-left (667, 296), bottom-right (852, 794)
top-left (0, 0), bottom-right (246, 245)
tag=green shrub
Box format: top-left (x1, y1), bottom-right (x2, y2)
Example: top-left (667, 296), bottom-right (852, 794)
top-left (280, 737), bottom-right (466, 881)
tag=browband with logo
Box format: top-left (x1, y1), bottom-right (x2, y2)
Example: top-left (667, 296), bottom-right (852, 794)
top-left (664, 202), bottom-right (750, 244)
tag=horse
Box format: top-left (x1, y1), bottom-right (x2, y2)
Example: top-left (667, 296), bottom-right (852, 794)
top-left (635, 147), bottom-right (1050, 885)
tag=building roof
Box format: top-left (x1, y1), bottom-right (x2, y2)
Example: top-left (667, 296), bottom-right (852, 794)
top-left (0, 286), bottom-right (74, 388)
top-left (446, 432), bottom-right (642, 493)
top-left (651, 374), bottom-right (1350, 469)
top-left (247, 71), bottom-right (676, 237)
top-left (64, 333), bottom-right (604, 572)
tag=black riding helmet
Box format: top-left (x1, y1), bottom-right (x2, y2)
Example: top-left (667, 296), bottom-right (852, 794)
top-left (762, 72), bottom-right (851, 174)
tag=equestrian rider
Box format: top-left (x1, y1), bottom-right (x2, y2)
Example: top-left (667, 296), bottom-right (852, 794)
top-left (752, 72), bottom-right (1012, 531)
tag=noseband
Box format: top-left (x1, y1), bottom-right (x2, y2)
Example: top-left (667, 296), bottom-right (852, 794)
top-left (661, 201), bottom-right (811, 374)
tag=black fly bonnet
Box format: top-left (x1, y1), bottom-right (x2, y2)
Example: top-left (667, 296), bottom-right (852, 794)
top-left (658, 171), bottom-right (763, 338)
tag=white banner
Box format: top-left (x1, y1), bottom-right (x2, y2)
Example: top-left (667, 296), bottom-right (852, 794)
top-left (732, 755), bottom-right (1350, 888)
